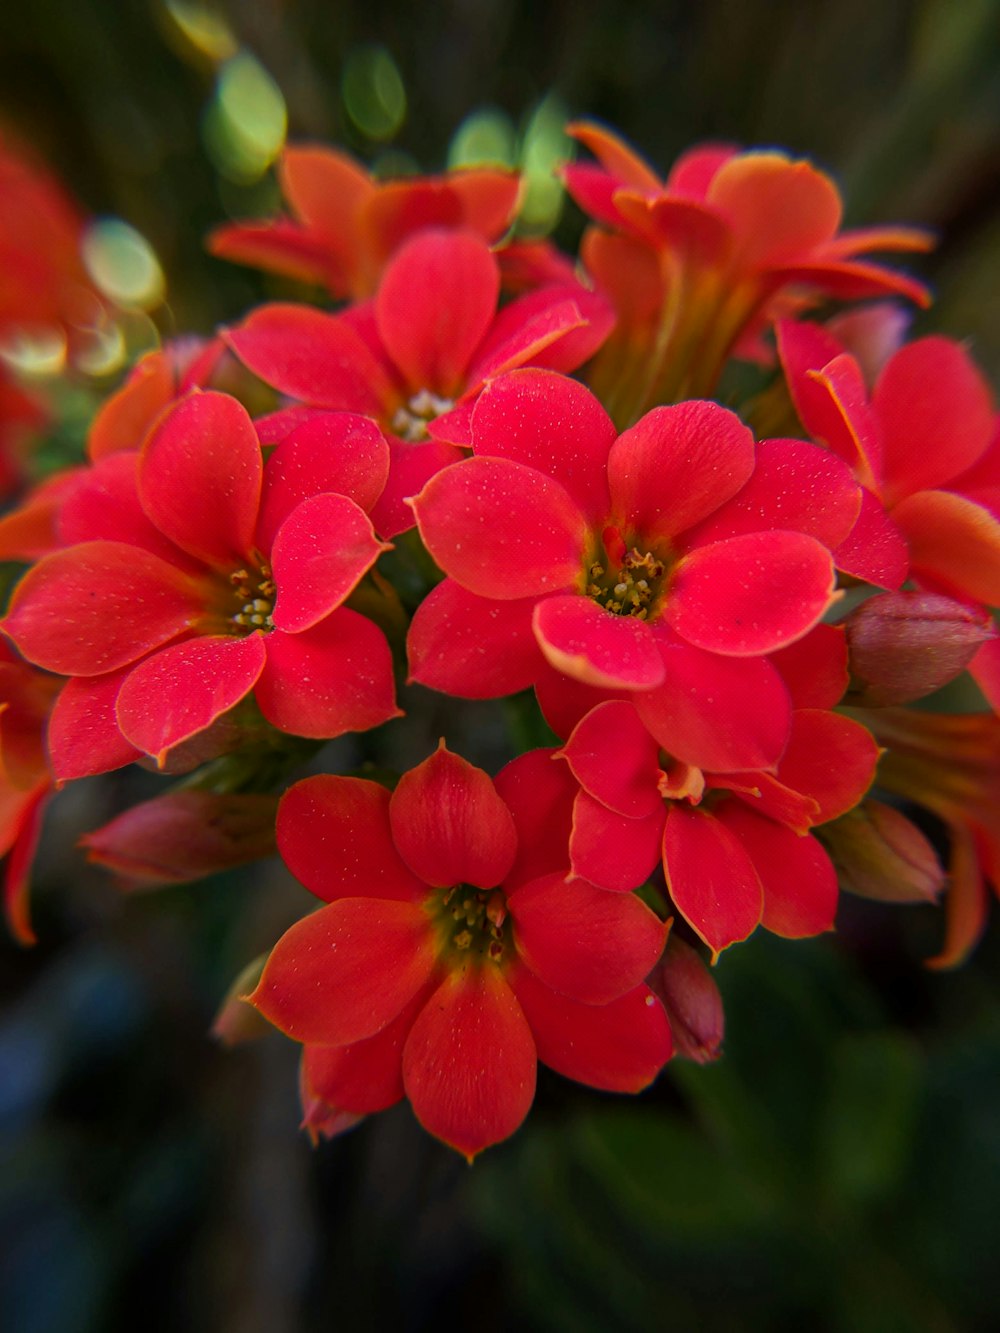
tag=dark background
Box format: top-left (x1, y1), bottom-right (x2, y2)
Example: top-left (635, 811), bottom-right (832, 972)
top-left (2, 3), bottom-right (1000, 1330)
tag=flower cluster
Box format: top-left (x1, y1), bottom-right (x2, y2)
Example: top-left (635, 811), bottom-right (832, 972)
top-left (1, 121), bottom-right (997, 1157)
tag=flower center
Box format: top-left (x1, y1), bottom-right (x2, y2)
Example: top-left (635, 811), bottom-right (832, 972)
top-left (390, 388), bottom-right (455, 442)
top-left (433, 884), bottom-right (508, 964)
top-left (228, 560), bottom-right (275, 632)
top-left (586, 537), bottom-right (666, 619)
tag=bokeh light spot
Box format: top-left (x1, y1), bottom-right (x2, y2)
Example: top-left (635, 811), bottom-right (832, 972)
top-left (82, 219), bottom-right (166, 310)
top-left (342, 46), bottom-right (406, 141)
top-left (204, 51), bottom-right (287, 183)
top-left (448, 108), bottom-right (518, 169)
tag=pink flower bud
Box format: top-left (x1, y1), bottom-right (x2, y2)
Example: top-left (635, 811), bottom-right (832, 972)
top-left (81, 791), bottom-right (278, 888)
top-left (819, 798), bottom-right (944, 904)
top-left (845, 591), bottom-right (996, 706)
top-left (648, 935), bottom-right (724, 1064)
top-left (211, 954), bottom-right (272, 1047)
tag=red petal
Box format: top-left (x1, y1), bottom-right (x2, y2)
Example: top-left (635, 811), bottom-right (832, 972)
top-left (666, 144), bottom-right (737, 198)
top-left (806, 353), bottom-right (883, 486)
top-left (412, 456), bottom-right (586, 599)
top-left (568, 121), bottom-right (662, 190)
top-left (834, 488), bottom-right (909, 589)
top-left (608, 402), bottom-right (755, 545)
top-left (372, 435), bottom-right (464, 539)
top-left (390, 745), bottom-right (517, 889)
top-left (687, 438), bottom-right (860, 550)
top-left (533, 595), bottom-right (665, 689)
top-left (708, 154), bottom-right (841, 266)
top-left (769, 623), bottom-right (848, 710)
top-left (493, 750), bottom-right (576, 890)
top-left (139, 391), bottom-right (262, 568)
top-left (406, 579), bottom-right (545, 699)
top-left (208, 219), bottom-right (343, 289)
top-left (270, 494), bottom-right (387, 633)
top-left (3, 542), bottom-right (200, 676)
top-left (560, 700), bottom-right (663, 817)
top-left (508, 871), bottom-right (668, 1003)
top-left (225, 304), bottom-right (394, 413)
top-left (470, 369), bottom-right (615, 523)
top-left (255, 609), bottom-right (400, 739)
top-left (87, 349), bottom-right (175, 461)
top-left (301, 985), bottom-right (430, 1116)
top-left (533, 662), bottom-right (623, 741)
top-left (375, 230), bottom-right (499, 394)
top-left (116, 634), bottom-right (266, 761)
top-left (257, 413), bottom-right (389, 551)
top-left (47, 670), bottom-right (142, 781)
top-left (715, 803), bottom-right (837, 938)
top-left (402, 965), bottom-right (536, 1159)
top-left (252, 898), bottom-right (437, 1046)
top-left (2, 783), bottom-right (49, 946)
top-left (280, 145), bottom-right (370, 269)
top-left (277, 775), bottom-right (425, 903)
top-left (893, 490), bottom-right (1000, 605)
top-left (667, 531), bottom-right (836, 656)
top-left (59, 452), bottom-right (193, 567)
top-left (662, 805), bottom-right (763, 955)
top-left (970, 639), bottom-right (1000, 714)
top-left (569, 789), bottom-right (664, 893)
top-left (875, 338), bottom-right (996, 502)
top-left (776, 709), bottom-right (879, 824)
top-left (466, 288), bottom-right (613, 386)
top-left (635, 636), bottom-right (791, 772)
top-left (511, 967), bottom-right (672, 1092)
top-left (926, 824), bottom-right (989, 970)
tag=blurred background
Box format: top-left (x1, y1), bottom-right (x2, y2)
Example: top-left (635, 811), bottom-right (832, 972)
top-left (1, 2), bottom-right (1000, 1329)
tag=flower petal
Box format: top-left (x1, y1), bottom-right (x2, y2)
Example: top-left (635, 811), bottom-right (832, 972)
top-left (412, 456), bottom-right (586, 599)
top-left (892, 490), bottom-right (1000, 605)
top-left (372, 435), bottom-right (465, 539)
top-left (662, 805), bottom-right (763, 955)
top-left (47, 670), bottom-right (142, 781)
top-left (833, 488), bottom-right (909, 589)
top-left (59, 452), bottom-right (195, 567)
top-left (225, 303), bottom-right (394, 413)
top-left (667, 531), bottom-right (835, 656)
top-left (116, 634), bottom-right (266, 761)
top-left (569, 789), bottom-right (664, 893)
top-left (510, 967), bottom-right (672, 1092)
top-left (608, 402), bottom-right (755, 545)
top-left (256, 412), bottom-right (390, 551)
top-left (139, 391), bottom-right (262, 568)
top-left (634, 636), bottom-right (791, 772)
top-left (470, 369), bottom-right (616, 523)
top-left (493, 749), bottom-right (577, 890)
top-left (255, 609), bottom-right (400, 739)
top-left (390, 745), bottom-right (517, 889)
top-left (402, 965), bottom-right (536, 1159)
top-left (560, 700), bottom-right (663, 818)
top-left (769, 623), bottom-right (848, 710)
top-left (251, 898), bottom-right (437, 1046)
top-left (508, 871), bottom-right (668, 1003)
top-left (875, 337), bottom-right (996, 503)
top-left (533, 595), bottom-right (665, 689)
top-left (278, 775), bottom-right (425, 904)
top-left (375, 229), bottom-right (499, 393)
top-left (3, 542), bottom-right (201, 676)
top-left (775, 709), bottom-right (879, 824)
top-left (406, 579), bottom-right (545, 699)
top-left (715, 803), bottom-right (838, 938)
top-left (270, 493), bottom-right (388, 633)
top-left (687, 438), bottom-right (860, 550)
top-left (707, 153), bottom-right (841, 266)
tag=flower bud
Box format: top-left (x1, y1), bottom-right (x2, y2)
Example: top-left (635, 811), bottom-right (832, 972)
top-left (648, 935), bottom-right (724, 1064)
top-left (818, 798), bottom-right (944, 904)
top-left (845, 591), bottom-right (996, 706)
top-left (81, 791), bottom-right (279, 888)
top-left (211, 954), bottom-right (272, 1047)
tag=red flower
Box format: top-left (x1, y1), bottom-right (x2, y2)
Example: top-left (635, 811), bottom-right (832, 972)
top-left (250, 745), bottom-right (671, 1158)
top-left (209, 142), bottom-right (520, 300)
top-left (562, 122), bottom-right (931, 421)
top-left (409, 368), bottom-right (852, 773)
top-left (3, 391), bottom-right (399, 771)
top-left (498, 626), bottom-right (879, 955)
top-left (225, 228), bottom-right (613, 535)
top-left (0, 643), bottom-right (60, 944)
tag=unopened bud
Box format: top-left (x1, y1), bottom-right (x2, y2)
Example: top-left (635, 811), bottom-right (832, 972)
top-left (818, 798), bottom-right (944, 904)
top-left (81, 791), bottom-right (278, 888)
top-left (648, 935), bottom-right (724, 1064)
top-left (211, 954), bottom-right (272, 1046)
top-left (845, 591), bottom-right (995, 706)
